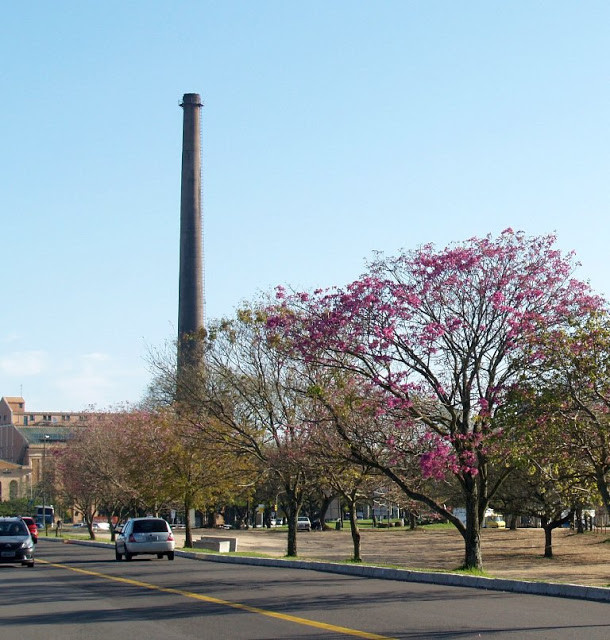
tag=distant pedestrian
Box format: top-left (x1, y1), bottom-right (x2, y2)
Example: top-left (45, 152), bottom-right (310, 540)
top-left (56, 519), bottom-right (62, 537)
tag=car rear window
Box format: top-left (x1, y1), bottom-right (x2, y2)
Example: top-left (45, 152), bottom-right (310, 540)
top-left (132, 520), bottom-right (169, 533)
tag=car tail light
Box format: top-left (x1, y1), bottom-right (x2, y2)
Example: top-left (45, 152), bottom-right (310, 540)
top-left (128, 534), bottom-right (136, 543)
top-left (167, 532), bottom-right (174, 541)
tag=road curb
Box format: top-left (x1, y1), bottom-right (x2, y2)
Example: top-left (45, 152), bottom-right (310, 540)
top-left (48, 537), bottom-right (610, 603)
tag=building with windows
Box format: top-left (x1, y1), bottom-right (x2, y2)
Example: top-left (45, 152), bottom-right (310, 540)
top-left (0, 396), bottom-right (83, 501)
top-left (0, 396), bottom-right (85, 427)
top-left (0, 458), bottom-right (30, 502)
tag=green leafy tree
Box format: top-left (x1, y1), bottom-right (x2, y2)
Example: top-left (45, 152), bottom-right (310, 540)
top-left (186, 305), bottom-right (325, 557)
top-left (523, 311), bottom-right (610, 516)
top-left (498, 385), bottom-right (598, 557)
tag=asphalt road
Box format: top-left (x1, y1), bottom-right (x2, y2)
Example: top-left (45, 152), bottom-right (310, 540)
top-left (1, 540), bottom-right (609, 640)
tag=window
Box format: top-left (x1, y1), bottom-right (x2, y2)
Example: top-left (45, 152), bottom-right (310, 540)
top-left (0, 521), bottom-right (28, 536)
top-left (43, 415), bottom-right (51, 421)
top-left (9, 480), bottom-right (18, 500)
top-left (132, 519), bottom-right (169, 534)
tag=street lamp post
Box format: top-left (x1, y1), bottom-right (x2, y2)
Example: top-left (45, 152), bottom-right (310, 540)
top-left (42, 434), bottom-right (50, 535)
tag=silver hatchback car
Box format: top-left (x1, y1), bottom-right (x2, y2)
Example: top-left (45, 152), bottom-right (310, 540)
top-left (115, 517), bottom-right (175, 561)
top-left (0, 517), bottom-right (35, 567)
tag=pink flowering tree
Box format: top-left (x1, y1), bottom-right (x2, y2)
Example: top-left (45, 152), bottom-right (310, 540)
top-left (267, 230), bottom-right (601, 569)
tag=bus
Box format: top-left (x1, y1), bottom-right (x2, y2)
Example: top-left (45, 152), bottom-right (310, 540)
top-left (35, 505), bottom-right (55, 526)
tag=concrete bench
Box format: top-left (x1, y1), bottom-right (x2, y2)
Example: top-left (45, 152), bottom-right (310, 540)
top-left (193, 536), bottom-right (238, 553)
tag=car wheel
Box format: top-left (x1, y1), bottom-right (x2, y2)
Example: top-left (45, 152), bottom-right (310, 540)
top-left (24, 561), bottom-right (34, 567)
top-left (157, 553), bottom-right (163, 559)
top-left (115, 549), bottom-right (122, 561)
top-left (125, 552), bottom-right (133, 561)
top-left (167, 551), bottom-right (175, 561)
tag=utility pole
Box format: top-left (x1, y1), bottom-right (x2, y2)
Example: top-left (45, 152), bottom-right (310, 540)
top-left (42, 434), bottom-right (49, 536)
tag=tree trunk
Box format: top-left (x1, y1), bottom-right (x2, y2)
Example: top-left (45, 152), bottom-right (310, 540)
top-left (543, 523), bottom-right (553, 558)
top-left (282, 483), bottom-right (304, 557)
top-left (463, 491), bottom-right (482, 569)
top-left (84, 511), bottom-right (96, 540)
top-left (319, 494), bottom-right (333, 529)
top-left (286, 510), bottom-right (297, 557)
top-left (348, 507), bottom-right (361, 562)
top-left (207, 509), bottom-right (216, 528)
top-left (541, 511), bottom-right (572, 558)
top-left (184, 497), bottom-right (193, 548)
top-left (349, 513), bottom-right (362, 562)
top-left (244, 501), bottom-right (250, 529)
top-left (594, 467), bottom-right (610, 520)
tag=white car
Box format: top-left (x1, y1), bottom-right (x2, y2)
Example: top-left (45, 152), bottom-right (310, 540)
top-left (115, 517), bottom-right (175, 561)
top-left (297, 516), bottom-right (311, 531)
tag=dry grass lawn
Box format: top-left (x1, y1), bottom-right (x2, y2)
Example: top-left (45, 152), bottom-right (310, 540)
top-left (184, 525), bottom-right (610, 587)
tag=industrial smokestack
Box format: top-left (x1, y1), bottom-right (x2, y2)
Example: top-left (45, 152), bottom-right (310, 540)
top-left (177, 93), bottom-right (204, 373)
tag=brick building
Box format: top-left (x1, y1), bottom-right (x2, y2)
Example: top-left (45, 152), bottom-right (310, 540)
top-left (0, 396), bottom-right (82, 501)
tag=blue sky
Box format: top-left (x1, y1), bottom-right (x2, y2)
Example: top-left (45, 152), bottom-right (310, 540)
top-left (1, 2), bottom-right (609, 411)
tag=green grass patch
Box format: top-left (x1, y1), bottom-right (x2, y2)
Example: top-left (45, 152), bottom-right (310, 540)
top-left (418, 522), bottom-right (455, 531)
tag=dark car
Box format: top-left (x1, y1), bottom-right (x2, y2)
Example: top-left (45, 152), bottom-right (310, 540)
top-left (0, 517), bottom-right (35, 567)
top-left (20, 516), bottom-right (38, 543)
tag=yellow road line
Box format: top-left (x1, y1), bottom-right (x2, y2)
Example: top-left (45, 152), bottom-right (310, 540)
top-left (38, 559), bottom-right (394, 639)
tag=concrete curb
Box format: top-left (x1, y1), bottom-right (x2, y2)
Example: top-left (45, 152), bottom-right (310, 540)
top-left (49, 537), bottom-right (610, 603)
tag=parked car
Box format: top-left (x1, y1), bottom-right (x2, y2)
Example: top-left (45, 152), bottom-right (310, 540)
top-left (484, 515), bottom-right (506, 528)
top-left (297, 516), bottom-right (311, 531)
top-left (0, 517), bottom-right (35, 567)
top-left (115, 517), bottom-right (175, 561)
top-left (20, 516), bottom-right (38, 543)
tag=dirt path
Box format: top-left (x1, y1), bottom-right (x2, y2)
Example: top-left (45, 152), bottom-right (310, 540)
top-left (177, 526), bottom-right (610, 587)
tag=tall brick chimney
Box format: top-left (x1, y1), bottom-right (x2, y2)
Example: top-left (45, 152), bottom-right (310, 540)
top-left (177, 93), bottom-right (204, 372)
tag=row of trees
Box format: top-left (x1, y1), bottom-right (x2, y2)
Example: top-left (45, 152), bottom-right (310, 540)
top-left (53, 230), bottom-right (610, 571)
top-left (259, 230), bottom-right (610, 568)
top-left (50, 408), bottom-right (257, 546)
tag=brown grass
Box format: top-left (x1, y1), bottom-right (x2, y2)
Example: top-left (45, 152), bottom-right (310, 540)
top-left (179, 526), bottom-right (610, 587)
